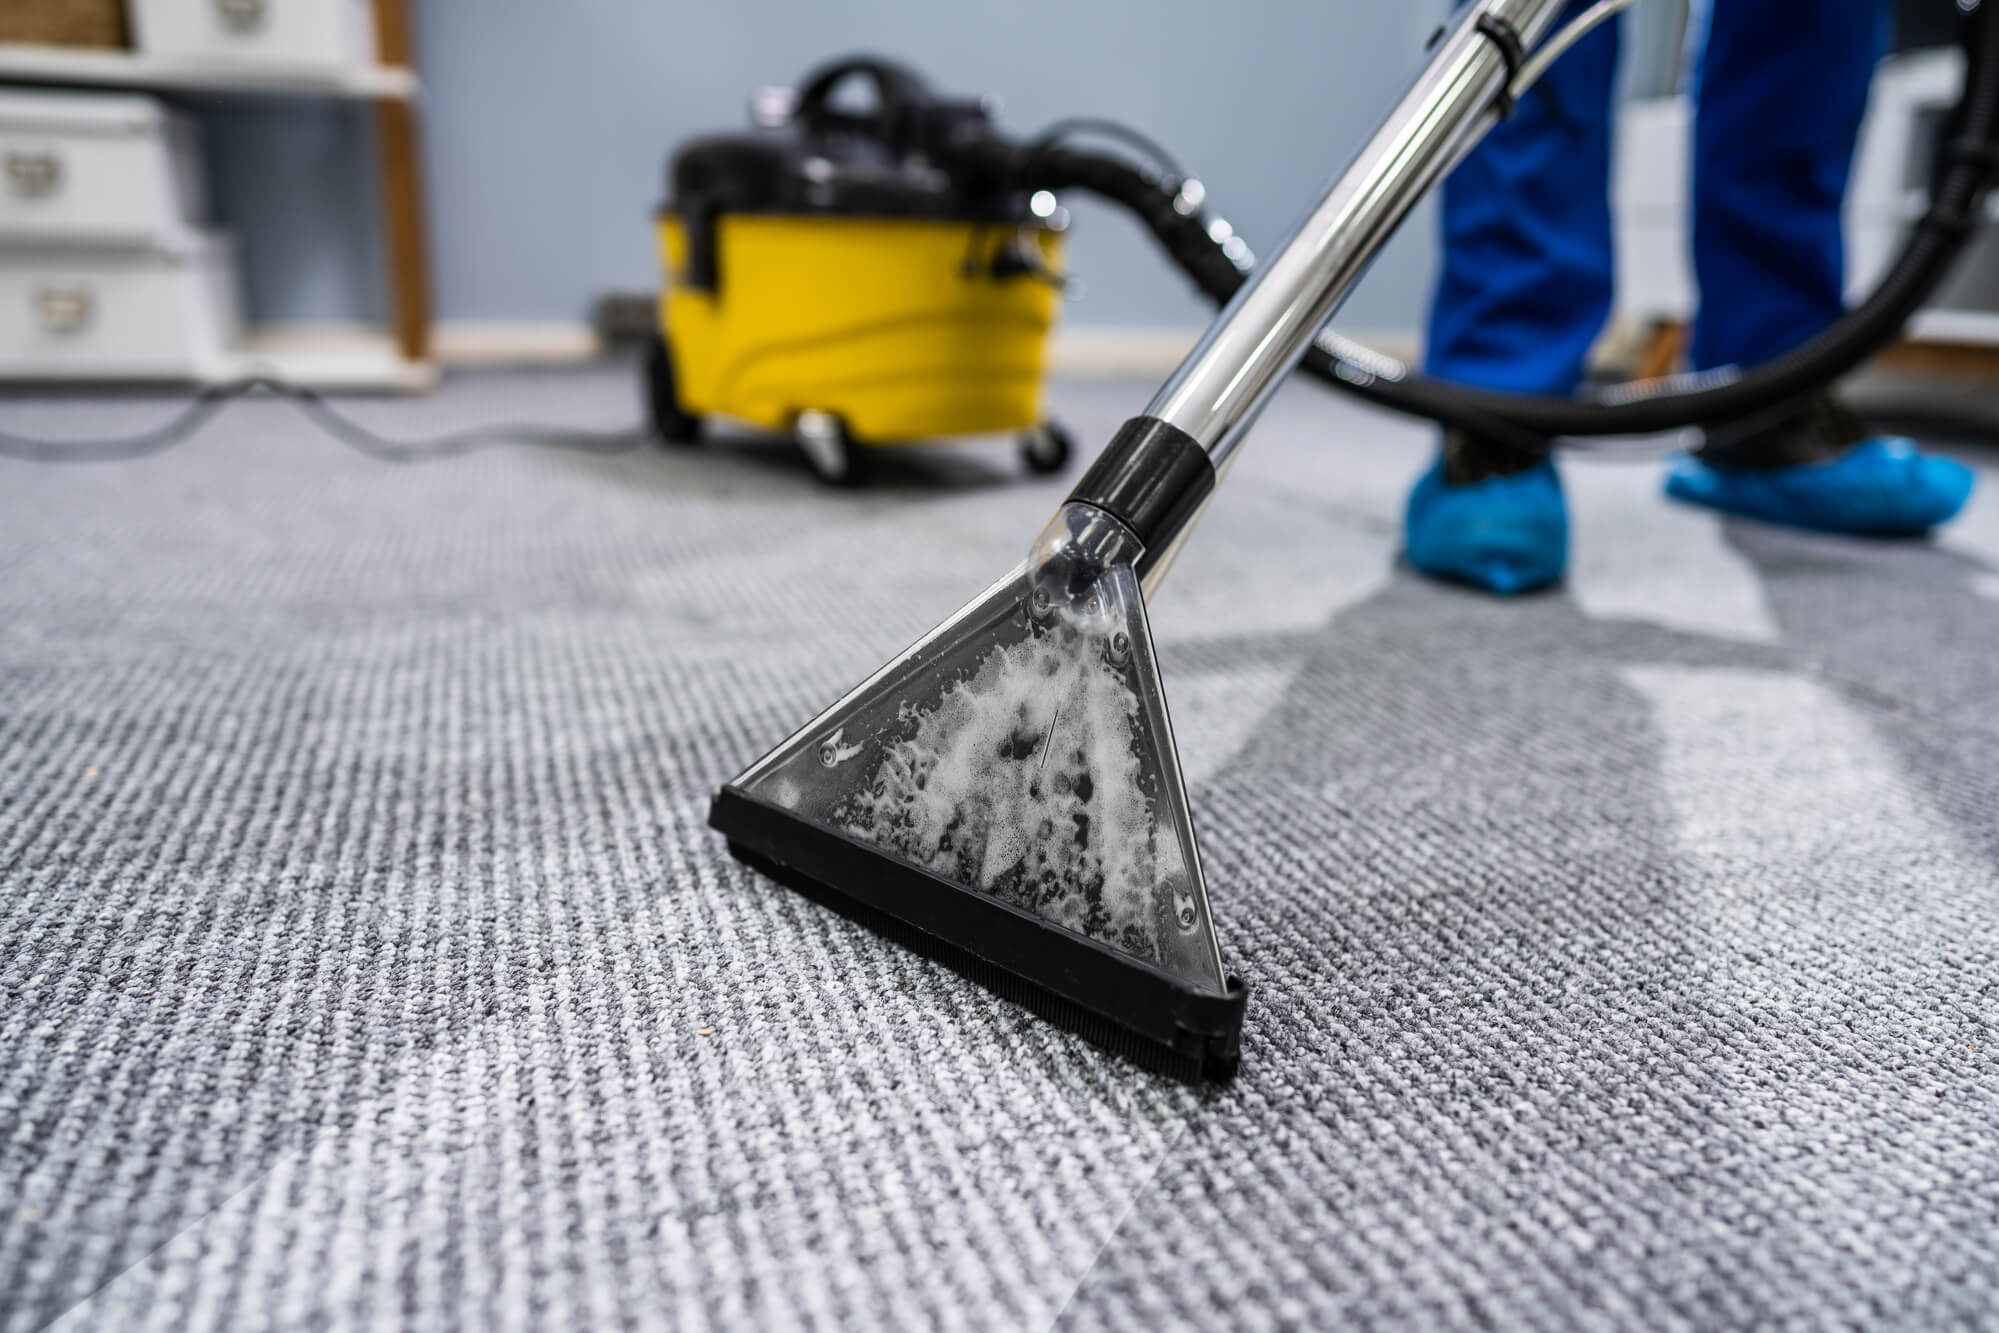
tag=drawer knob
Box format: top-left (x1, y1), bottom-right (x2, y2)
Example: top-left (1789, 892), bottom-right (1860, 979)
top-left (34, 287), bottom-right (94, 335)
top-left (214, 0), bottom-right (268, 34)
top-left (4, 151), bottom-right (63, 198)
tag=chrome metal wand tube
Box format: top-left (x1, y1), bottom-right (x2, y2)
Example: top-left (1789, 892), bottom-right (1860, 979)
top-left (1061, 0), bottom-right (1566, 595)
top-left (1147, 0), bottom-right (1565, 468)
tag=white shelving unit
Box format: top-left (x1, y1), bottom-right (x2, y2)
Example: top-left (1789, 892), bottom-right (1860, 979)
top-left (0, 0), bottom-right (433, 391)
top-left (0, 41), bottom-right (414, 99)
top-left (236, 324), bottom-right (431, 390)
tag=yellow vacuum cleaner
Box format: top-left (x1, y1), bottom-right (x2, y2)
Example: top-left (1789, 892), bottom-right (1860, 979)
top-left (646, 58), bottom-right (1073, 485)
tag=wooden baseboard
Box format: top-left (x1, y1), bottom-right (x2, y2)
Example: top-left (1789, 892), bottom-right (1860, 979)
top-left (419, 321), bottom-right (1424, 377)
top-left (1605, 316), bottom-right (1999, 385)
top-left (1865, 338), bottom-right (1999, 381)
top-left (1050, 326), bottom-right (1420, 376)
top-left (431, 322), bottom-right (602, 365)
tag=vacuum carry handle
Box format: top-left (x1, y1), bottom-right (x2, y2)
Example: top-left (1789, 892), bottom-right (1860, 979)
top-left (792, 55), bottom-right (931, 148)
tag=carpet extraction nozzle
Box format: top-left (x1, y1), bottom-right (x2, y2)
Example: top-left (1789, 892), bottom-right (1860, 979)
top-left (710, 502), bottom-right (1247, 1079)
top-left (709, 0), bottom-right (1567, 1078)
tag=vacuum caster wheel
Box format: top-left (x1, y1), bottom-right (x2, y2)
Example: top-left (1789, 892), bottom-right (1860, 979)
top-left (795, 409), bottom-right (871, 487)
top-left (644, 333), bottom-right (703, 445)
top-left (1019, 420), bottom-right (1073, 475)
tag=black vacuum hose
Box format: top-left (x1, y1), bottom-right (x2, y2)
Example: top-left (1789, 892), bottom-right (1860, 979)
top-left (1010, 2), bottom-right (1999, 444)
top-left (1010, 142), bottom-right (1579, 449)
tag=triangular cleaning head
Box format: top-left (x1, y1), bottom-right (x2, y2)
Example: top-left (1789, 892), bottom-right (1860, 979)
top-left (710, 503), bottom-right (1245, 1079)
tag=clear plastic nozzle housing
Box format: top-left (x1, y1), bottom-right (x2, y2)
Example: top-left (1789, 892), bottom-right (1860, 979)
top-left (729, 502), bottom-right (1227, 992)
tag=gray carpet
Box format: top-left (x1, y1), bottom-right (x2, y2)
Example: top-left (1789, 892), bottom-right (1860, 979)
top-left (5, 365), bottom-right (1999, 1331)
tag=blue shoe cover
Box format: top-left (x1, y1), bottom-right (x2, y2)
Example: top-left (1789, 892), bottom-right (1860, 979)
top-left (1404, 455), bottom-right (1568, 594)
top-left (1663, 437), bottom-right (1974, 537)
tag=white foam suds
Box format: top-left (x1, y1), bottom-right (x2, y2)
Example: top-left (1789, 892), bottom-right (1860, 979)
top-left (834, 618), bottom-right (1174, 961)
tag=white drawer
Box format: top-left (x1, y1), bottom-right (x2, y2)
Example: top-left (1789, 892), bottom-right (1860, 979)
top-left (0, 232), bottom-right (243, 380)
top-left (0, 89), bottom-right (205, 243)
top-left (128, 0), bottom-right (379, 68)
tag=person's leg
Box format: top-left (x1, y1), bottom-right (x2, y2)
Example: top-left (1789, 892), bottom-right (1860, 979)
top-left (1687, 0), bottom-right (1881, 370)
top-left (1408, 0), bottom-right (1618, 593)
top-left (1426, 1), bottom-right (1620, 395)
top-left (1665, 0), bottom-right (1972, 534)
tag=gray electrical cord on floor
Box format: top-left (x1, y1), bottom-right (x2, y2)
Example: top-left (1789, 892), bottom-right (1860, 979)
top-left (0, 376), bottom-right (646, 464)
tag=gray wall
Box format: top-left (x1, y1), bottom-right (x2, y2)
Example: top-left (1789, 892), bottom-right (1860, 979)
top-left (211, 0), bottom-right (1688, 333)
top-left (410, 0), bottom-right (1450, 332)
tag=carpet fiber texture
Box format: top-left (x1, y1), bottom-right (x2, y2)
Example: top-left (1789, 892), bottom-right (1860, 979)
top-left (4, 367), bottom-right (1999, 1331)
